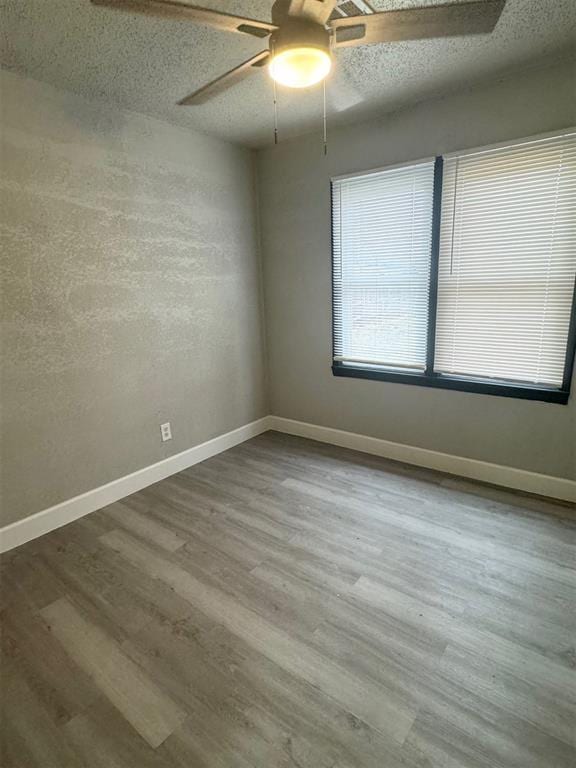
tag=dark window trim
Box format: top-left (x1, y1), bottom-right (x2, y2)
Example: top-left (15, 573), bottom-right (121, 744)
top-left (332, 363), bottom-right (570, 404)
top-left (425, 156), bottom-right (443, 374)
top-left (331, 154), bottom-right (576, 405)
top-left (562, 275), bottom-right (576, 392)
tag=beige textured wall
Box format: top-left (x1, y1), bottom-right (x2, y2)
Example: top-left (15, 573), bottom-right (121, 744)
top-left (0, 70), bottom-right (267, 527)
top-left (258, 59), bottom-right (576, 481)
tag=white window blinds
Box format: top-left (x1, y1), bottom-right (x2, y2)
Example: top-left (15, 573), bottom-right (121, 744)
top-left (435, 132), bottom-right (576, 387)
top-left (332, 160), bottom-right (435, 370)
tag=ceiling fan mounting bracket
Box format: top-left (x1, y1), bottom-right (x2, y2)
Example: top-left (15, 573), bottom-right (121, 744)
top-left (236, 24), bottom-right (271, 38)
top-left (334, 23), bottom-right (366, 44)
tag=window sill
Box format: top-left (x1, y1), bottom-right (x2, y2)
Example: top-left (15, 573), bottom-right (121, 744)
top-left (332, 363), bottom-right (570, 404)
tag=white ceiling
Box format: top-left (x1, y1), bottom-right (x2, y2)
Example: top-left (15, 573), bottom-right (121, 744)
top-left (1, 0), bottom-right (575, 147)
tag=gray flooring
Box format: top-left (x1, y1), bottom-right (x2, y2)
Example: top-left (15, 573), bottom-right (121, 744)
top-left (1, 431), bottom-right (575, 767)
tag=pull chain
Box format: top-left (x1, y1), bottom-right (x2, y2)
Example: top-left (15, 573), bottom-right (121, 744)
top-left (322, 78), bottom-right (327, 156)
top-left (273, 77), bottom-right (279, 145)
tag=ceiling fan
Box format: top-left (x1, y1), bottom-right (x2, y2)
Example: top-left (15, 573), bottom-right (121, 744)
top-left (91, 0), bottom-right (506, 105)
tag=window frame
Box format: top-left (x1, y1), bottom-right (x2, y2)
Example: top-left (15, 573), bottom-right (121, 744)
top-left (330, 137), bottom-right (576, 405)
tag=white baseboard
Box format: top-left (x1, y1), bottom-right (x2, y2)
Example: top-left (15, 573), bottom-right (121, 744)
top-left (0, 417), bottom-right (272, 554)
top-left (2, 413), bottom-right (573, 553)
top-left (268, 416), bottom-right (576, 504)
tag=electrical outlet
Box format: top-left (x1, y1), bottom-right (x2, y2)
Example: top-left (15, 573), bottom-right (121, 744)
top-left (160, 422), bottom-right (172, 442)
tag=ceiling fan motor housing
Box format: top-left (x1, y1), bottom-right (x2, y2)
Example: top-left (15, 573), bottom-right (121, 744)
top-left (270, 17), bottom-right (331, 58)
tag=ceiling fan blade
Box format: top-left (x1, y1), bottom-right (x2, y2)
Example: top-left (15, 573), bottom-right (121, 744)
top-left (178, 50), bottom-right (270, 105)
top-left (287, 0), bottom-right (338, 25)
top-left (330, 0), bottom-right (505, 47)
top-left (327, 67), bottom-right (364, 113)
top-left (91, 0), bottom-right (277, 38)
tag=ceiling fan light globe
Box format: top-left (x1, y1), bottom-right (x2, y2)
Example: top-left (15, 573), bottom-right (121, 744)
top-left (269, 47), bottom-right (332, 88)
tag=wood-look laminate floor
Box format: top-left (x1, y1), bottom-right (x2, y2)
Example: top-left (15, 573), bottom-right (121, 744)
top-left (1, 431), bottom-right (575, 768)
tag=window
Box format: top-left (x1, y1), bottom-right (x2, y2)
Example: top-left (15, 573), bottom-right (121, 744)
top-left (332, 130), bottom-right (576, 403)
top-left (332, 159), bottom-right (435, 371)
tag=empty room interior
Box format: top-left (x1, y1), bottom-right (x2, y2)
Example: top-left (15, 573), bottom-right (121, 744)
top-left (1, 1), bottom-right (576, 766)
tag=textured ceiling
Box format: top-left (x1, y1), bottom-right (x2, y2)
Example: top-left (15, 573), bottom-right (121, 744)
top-left (1, 0), bottom-right (575, 147)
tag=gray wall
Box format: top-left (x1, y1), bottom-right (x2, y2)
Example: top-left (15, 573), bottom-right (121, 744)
top-left (2, 59), bottom-right (575, 532)
top-left (258, 59), bottom-right (576, 481)
top-left (0, 70), bottom-right (267, 527)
